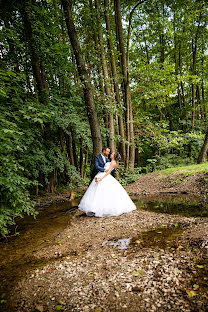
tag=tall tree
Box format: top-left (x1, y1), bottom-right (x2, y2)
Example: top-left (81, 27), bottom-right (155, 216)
top-left (21, 1), bottom-right (49, 105)
top-left (61, 0), bottom-right (102, 157)
top-left (104, 0), bottom-right (126, 162)
top-left (114, 0), bottom-right (135, 171)
top-left (94, 0), bottom-right (116, 151)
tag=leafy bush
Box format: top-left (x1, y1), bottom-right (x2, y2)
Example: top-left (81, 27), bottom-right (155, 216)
top-left (117, 165), bottom-right (142, 186)
top-left (0, 69), bottom-right (88, 236)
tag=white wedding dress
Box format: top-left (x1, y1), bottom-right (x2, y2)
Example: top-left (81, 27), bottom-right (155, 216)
top-left (78, 162), bottom-right (136, 217)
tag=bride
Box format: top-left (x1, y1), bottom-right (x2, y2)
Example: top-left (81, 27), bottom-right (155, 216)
top-left (78, 152), bottom-right (136, 217)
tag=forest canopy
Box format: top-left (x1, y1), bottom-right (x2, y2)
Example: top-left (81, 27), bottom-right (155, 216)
top-left (0, 0), bottom-right (208, 235)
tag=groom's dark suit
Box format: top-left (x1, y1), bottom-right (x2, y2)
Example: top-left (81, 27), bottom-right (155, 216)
top-left (90, 154), bottom-right (110, 181)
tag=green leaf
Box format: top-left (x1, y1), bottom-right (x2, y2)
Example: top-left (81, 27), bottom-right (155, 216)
top-left (186, 290), bottom-right (197, 297)
top-left (131, 269), bottom-right (145, 276)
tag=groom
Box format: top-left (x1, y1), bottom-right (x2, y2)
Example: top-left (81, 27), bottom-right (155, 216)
top-left (90, 147), bottom-right (114, 182)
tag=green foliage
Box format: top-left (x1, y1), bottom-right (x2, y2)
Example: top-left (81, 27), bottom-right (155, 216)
top-left (1, 0), bottom-right (208, 235)
top-left (0, 67), bottom-right (88, 235)
top-left (161, 162), bottom-right (208, 174)
top-left (117, 165), bottom-right (142, 186)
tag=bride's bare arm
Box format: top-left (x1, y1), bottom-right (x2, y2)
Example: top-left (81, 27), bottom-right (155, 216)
top-left (99, 161), bottom-right (117, 181)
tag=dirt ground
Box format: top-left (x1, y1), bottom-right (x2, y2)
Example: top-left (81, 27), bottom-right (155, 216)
top-left (1, 170), bottom-right (208, 312)
top-left (125, 170), bottom-right (208, 198)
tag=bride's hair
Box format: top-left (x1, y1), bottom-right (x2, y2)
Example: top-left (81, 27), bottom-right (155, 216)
top-left (114, 152), bottom-right (121, 162)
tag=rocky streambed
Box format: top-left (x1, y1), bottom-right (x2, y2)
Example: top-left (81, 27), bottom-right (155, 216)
top-left (0, 192), bottom-right (207, 312)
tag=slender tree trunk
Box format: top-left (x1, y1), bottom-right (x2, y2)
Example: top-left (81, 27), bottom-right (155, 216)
top-left (95, 0), bottom-right (115, 152)
top-left (21, 3), bottom-right (48, 105)
top-left (80, 138), bottom-right (84, 177)
top-left (201, 50), bottom-right (206, 120)
top-left (61, 0), bottom-right (102, 158)
top-left (71, 131), bottom-right (78, 169)
top-left (174, 29), bottom-right (182, 122)
top-left (191, 12), bottom-right (203, 128)
top-left (127, 1), bottom-right (146, 73)
top-left (104, 0), bottom-right (126, 160)
top-left (66, 133), bottom-right (75, 166)
top-left (114, 0), bottom-right (135, 171)
top-left (191, 39), bottom-right (196, 128)
top-left (83, 147), bottom-right (88, 179)
top-left (198, 129), bottom-right (208, 163)
top-left (89, 0), bottom-right (109, 144)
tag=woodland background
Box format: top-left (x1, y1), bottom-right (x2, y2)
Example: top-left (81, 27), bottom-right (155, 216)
top-left (0, 0), bottom-right (208, 235)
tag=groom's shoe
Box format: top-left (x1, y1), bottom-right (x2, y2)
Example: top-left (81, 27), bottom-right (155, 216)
top-left (87, 211), bottom-right (95, 216)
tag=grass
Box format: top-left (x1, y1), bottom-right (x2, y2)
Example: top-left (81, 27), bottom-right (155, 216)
top-left (160, 162), bottom-right (208, 175)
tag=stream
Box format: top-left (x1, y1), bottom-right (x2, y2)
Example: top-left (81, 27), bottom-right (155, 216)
top-left (0, 193), bottom-right (207, 311)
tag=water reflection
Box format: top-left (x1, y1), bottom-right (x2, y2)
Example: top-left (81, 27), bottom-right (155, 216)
top-left (133, 194), bottom-right (208, 217)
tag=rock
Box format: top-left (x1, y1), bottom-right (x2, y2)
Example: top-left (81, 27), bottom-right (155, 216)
top-left (35, 305), bottom-right (44, 312)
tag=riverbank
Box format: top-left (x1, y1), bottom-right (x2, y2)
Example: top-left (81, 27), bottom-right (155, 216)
top-left (126, 165), bottom-right (208, 200)
top-left (7, 202), bottom-right (208, 312)
top-left (0, 166), bottom-right (208, 312)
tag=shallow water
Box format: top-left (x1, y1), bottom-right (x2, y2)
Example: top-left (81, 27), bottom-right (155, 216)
top-left (133, 194), bottom-right (208, 217)
top-left (0, 199), bottom-right (79, 307)
top-left (97, 225), bottom-right (184, 252)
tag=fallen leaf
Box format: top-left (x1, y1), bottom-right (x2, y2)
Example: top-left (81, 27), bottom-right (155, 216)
top-left (131, 269), bottom-right (144, 276)
top-left (186, 290), bottom-right (197, 297)
top-left (0, 299), bottom-right (7, 304)
top-left (178, 245), bottom-right (184, 249)
top-left (197, 265), bottom-right (204, 269)
top-left (193, 284), bottom-right (199, 290)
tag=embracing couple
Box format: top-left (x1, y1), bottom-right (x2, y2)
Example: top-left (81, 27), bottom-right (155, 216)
top-left (78, 147), bottom-right (136, 217)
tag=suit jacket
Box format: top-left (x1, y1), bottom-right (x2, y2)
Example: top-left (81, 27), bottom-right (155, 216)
top-left (90, 154), bottom-right (111, 181)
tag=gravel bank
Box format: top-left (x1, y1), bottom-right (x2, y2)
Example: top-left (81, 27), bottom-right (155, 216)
top-left (8, 206), bottom-right (208, 312)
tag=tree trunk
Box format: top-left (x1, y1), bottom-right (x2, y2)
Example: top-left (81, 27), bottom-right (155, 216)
top-left (95, 0), bottom-right (115, 152)
top-left (21, 3), bottom-right (48, 105)
top-left (114, 0), bottom-right (135, 171)
top-left (198, 129), bottom-right (208, 163)
top-left (61, 0), bottom-right (102, 158)
top-left (83, 147), bottom-right (88, 179)
top-left (80, 138), bottom-right (84, 177)
top-left (191, 12), bottom-right (203, 128)
top-left (89, 0), bottom-right (109, 144)
top-left (104, 0), bottom-right (126, 161)
top-left (66, 133), bottom-right (75, 166)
